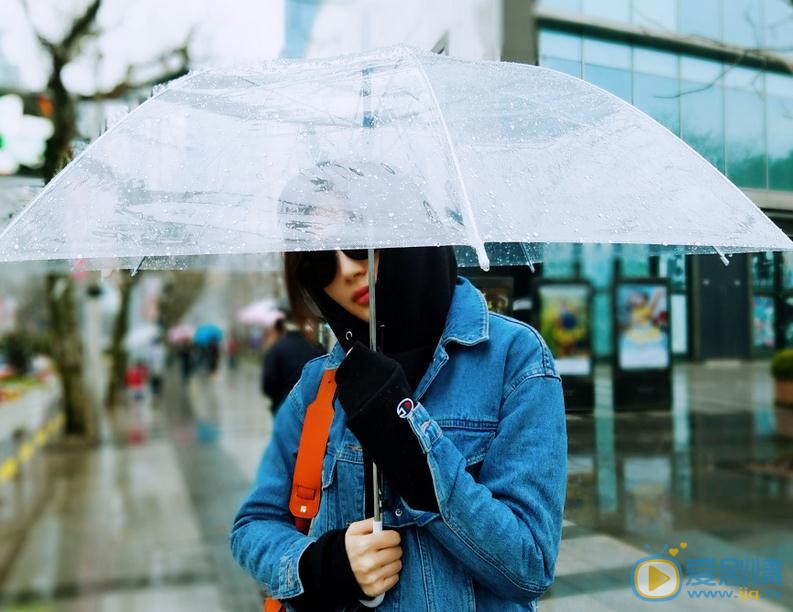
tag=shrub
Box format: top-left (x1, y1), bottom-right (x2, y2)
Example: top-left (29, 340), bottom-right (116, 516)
top-left (771, 349), bottom-right (793, 380)
top-left (0, 331), bottom-right (52, 377)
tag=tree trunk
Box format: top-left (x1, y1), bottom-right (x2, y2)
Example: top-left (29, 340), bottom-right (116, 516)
top-left (46, 274), bottom-right (95, 439)
top-left (105, 273), bottom-right (138, 409)
top-left (39, 49), bottom-right (95, 439)
top-left (158, 271), bottom-right (207, 329)
top-left (43, 53), bottom-right (76, 182)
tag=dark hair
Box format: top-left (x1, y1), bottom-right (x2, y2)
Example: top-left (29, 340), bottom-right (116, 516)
top-left (284, 252), bottom-right (320, 330)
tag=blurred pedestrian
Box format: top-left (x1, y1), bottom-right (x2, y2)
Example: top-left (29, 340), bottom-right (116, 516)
top-left (261, 312), bottom-right (324, 413)
top-left (230, 246), bottom-right (567, 610)
top-left (178, 340), bottom-right (193, 382)
top-left (125, 360), bottom-right (149, 443)
top-left (146, 339), bottom-right (166, 398)
top-left (227, 334), bottom-right (240, 371)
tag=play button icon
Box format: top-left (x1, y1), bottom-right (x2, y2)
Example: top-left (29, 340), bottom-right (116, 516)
top-left (632, 558), bottom-right (681, 600)
top-left (649, 565), bottom-right (671, 591)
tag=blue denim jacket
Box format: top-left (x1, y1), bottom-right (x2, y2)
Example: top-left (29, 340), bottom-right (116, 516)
top-left (230, 277), bottom-right (567, 611)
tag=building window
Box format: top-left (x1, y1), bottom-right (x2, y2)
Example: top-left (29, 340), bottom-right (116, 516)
top-left (725, 67), bottom-right (766, 188)
top-left (767, 73), bottom-right (793, 190)
top-left (538, 30), bottom-right (582, 78)
top-left (633, 47), bottom-right (680, 134)
top-left (582, 38), bottom-right (632, 101)
top-left (723, 0), bottom-right (764, 48)
top-left (764, 0), bottom-right (793, 60)
top-left (680, 56), bottom-right (725, 172)
top-left (678, 0), bottom-right (722, 41)
top-left (582, 0), bottom-right (630, 23)
top-left (538, 0), bottom-right (581, 13)
top-left (632, 0), bottom-right (676, 32)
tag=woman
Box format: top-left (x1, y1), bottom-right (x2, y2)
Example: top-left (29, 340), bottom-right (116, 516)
top-left (230, 246), bottom-right (567, 611)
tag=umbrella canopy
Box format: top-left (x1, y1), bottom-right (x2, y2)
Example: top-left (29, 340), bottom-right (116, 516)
top-left (194, 324), bottom-right (223, 346)
top-left (0, 45), bottom-right (789, 271)
top-left (166, 323), bottom-right (196, 344)
top-left (238, 298), bottom-right (285, 327)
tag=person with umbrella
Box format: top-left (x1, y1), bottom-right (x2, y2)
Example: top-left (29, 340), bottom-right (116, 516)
top-left (230, 245), bottom-right (567, 608)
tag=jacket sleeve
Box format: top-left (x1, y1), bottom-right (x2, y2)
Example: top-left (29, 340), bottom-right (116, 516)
top-left (230, 363), bottom-right (363, 606)
top-left (400, 370), bottom-right (567, 602)
top-left (229, 387), bottom-right (313, 599)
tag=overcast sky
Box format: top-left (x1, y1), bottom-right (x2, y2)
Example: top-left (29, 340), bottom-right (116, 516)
top-left (0, 0), bottom-right (285, 92)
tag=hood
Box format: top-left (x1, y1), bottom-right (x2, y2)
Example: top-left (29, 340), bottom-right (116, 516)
top-left (309, 246), bottom-right (457, 388)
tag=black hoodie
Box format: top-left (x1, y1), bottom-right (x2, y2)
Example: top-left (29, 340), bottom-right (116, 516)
top-left (291, 247), bottom-right (457, 610)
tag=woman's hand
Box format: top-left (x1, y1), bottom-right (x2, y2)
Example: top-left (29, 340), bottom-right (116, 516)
top-left (344, 518), bottom-right (403, 598)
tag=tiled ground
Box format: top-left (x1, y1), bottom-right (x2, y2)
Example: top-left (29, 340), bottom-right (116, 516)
top-left (0, 360), bottom-right (790, 611)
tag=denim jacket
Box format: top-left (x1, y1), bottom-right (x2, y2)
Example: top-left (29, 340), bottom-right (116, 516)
top-left (230, 277), bottom-right (567, 611)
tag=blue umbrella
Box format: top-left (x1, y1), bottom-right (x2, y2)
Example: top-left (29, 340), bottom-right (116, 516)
top-left (194, 324), bottom-right (223, 346)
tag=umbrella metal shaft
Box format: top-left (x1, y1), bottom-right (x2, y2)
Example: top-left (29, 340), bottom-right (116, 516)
top-left (367, 248), bottom-right (383, 525)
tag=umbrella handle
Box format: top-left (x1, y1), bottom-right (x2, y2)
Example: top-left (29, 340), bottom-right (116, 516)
top-left (358, 519), bottom-right (385, 608)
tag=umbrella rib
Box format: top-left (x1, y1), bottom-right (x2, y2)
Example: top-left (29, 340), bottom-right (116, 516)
top-left (407, 50), bottom-right (489, 270)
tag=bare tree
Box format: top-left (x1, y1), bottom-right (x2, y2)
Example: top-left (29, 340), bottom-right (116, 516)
top-left (19, 0), bottom-right (193, 436)
top-left (158, 271), bottom-right (207, 331)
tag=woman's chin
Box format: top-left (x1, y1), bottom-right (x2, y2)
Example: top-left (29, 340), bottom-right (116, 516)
top-left (350, 304), bottom-right (370, 322)
top-left (355, 310), bottom-right (370, 323)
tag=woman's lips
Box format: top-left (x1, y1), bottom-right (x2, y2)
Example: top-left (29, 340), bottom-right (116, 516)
top-left (353, 287), bottom-right (369, 305)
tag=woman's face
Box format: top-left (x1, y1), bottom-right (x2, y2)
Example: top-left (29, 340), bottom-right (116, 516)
top-left (323, 250), bottom-right (380, 322)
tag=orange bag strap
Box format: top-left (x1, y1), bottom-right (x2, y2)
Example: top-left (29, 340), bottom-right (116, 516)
top-left (265, 369), bottom-right (337, 612)
top-left (288, 368), bottom-right (337, 533)
top-left (263, 599), bottom-right (284, 612)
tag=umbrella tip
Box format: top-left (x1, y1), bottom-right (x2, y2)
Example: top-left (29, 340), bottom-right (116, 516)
top-left (713, 246), bottom-right (730, 267)
top-left (476, 246), bottom-right (490, 272)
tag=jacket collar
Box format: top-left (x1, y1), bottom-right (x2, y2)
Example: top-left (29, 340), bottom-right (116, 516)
top-left (325, 276), bottom-right (489, 369)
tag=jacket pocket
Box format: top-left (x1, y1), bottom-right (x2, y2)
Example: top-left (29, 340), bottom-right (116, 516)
top-left (436, 418), bottom-right (497, 479)
top-left (333, 441), bottom-right (366, 525)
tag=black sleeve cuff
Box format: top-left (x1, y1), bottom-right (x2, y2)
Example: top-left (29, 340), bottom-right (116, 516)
top-left (336, 342), bottom-right (439, 512)
top-left (344, 374), bottom-right (439, 513)
top-left (288, 528), bottom-right (365, 611)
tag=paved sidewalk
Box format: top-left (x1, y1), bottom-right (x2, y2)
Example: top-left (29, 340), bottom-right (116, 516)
top-left (0, 360), bottom-right (790, 611)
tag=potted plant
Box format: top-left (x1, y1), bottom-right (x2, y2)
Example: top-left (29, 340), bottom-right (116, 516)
top-left (770, 349), bottom-right (793, 437)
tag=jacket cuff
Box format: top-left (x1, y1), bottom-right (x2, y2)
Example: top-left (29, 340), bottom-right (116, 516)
top-left (345, 386), bottom-right (440, 513)
top-left (289, 528), bottom-right (365, 610)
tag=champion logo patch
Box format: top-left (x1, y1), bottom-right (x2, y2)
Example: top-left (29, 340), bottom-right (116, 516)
top-left (396, 398), bottom-right (415, 419)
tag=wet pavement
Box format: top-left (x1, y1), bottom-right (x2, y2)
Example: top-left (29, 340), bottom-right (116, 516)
top-left (0, 359), bottom-right (791, 611)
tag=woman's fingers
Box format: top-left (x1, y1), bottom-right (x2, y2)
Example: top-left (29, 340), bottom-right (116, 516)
top-left (367, 559), bottom-right (403, 586)
top-left (345, 520), bottom-right (401, 551)
top-left (346, 518), bottom-right (374, 536)
top-left (371, 544), bottom-right (403, 567)
top-left (362, 571), bottom-right (400, 598)
top-left (345, 521), bottom-right (403, 598)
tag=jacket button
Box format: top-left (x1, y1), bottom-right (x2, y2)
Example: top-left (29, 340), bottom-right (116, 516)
top-left (395, 508), bottom-right (403, 517)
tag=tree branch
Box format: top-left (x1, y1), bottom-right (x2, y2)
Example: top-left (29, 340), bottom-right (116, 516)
top-left (61, 0), bottom-right (103, 57)
top-left (83, 42), bottom-right (192, 101)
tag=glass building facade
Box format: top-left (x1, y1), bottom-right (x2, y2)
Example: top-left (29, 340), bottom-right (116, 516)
top-left (516, 0), bottom-right (793, 360)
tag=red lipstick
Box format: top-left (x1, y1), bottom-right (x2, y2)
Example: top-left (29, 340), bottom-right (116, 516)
top-left (353, 286), bottom-right (369, 305)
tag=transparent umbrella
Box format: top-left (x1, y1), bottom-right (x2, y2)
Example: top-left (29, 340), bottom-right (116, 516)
top-left (238, 298), bottom-right (284, 328)
top-left (0, 45), bottom-right (789, 273)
